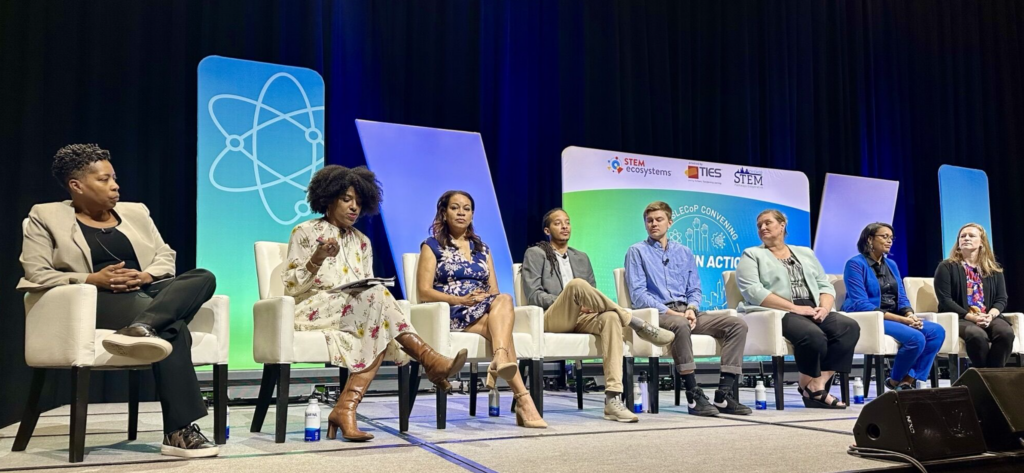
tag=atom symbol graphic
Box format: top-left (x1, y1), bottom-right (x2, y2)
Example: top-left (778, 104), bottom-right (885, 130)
top-left (208, 72), bottom-right (325, 225)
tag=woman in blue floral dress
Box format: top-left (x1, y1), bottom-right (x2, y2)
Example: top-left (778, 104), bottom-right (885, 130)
top-left (416, 190), bottom-right (547, 428)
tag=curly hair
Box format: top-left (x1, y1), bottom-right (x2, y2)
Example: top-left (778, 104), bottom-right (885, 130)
top-left (430, 190), bottom-right (486, 254)
top-left (305, 165), bottom-right (383, 217)
top-left (51, 143), bottom-right (112, 188)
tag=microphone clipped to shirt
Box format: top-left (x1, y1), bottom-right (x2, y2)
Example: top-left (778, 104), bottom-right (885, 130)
top-left (663, 256), bottom-right (669, 266)
top-left (100, 228), bottom-right (111, 234)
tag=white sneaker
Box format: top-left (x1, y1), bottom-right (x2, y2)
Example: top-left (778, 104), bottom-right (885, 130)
top-left (603, 397), bottom-right (639, 423)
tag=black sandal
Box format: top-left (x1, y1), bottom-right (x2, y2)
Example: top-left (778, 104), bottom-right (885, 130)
top-left (801, 375), bottom-right (847, 409)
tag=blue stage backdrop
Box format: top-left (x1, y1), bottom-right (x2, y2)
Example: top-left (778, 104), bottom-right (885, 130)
top-left (356, 120), bottom-right (515, 301)
top-left (197, 56), bottom-right (325, 370)
top-left (813, 174), bottom-right (900, 275)
top-left (938, 166), bottom-right (993, 259)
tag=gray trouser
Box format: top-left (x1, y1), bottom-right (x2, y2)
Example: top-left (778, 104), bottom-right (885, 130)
top-left (659, 305), bottom-right (747, 375)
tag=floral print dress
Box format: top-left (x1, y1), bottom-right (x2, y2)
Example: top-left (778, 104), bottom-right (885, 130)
top-left (964, 263), bottom-right (986, 312)
top-left (284, 219), bottom-right (413, 371)
top-left (424, 236), bottom-right (497, 330)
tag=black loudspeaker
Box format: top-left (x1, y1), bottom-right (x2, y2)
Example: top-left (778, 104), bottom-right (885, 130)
top-left (853, 387), bottom-right (987, 461)
top-left (953, 368), bottom-right (1024, 451)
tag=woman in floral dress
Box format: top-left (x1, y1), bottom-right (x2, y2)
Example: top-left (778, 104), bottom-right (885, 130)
top-left (415, 190), bottom-right (547, 429)
top-left (285, 166), bottom-right (467, 442)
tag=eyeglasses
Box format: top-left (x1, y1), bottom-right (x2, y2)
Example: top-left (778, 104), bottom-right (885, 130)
top-left (873, 234), bottom-right (895, 242)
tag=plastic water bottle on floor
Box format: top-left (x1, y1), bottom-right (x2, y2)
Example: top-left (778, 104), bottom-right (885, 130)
top-left (853, 377), bottom-right (865, 404)
top-left (305, 398), bottom-right (321, 441)
top-left (638, 371), bottom-right (650, 413)
top-left (489, 387), bottom-right (500, 416)
top-left (633, 379), bottom-right (644, 413)
top-left (754, 380), bottom-right (767, 410)
top-left (225, 406), bottom-right (231, 439)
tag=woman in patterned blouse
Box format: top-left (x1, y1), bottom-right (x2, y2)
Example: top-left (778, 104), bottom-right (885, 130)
top-left (416, 190), bottom-right (547, 428)
top-left (285, 166), bottom-right (467, 442)
top-left (934, 223), bottom-right (1015, 368)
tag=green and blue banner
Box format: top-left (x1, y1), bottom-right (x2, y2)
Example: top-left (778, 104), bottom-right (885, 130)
top-left (197, 56), bottom-right (325, 369)
top-left (562, 146), bottom-right (811, 310)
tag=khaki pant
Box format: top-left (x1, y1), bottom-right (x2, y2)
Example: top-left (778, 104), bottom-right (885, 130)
top-left (659, 307), bottom-right (747, 375)
top-left (544, 279), bottom-right (631, 393)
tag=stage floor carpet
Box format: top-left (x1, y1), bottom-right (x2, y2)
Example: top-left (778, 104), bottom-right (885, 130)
top-left (0, 383), bottom-right (950, 472)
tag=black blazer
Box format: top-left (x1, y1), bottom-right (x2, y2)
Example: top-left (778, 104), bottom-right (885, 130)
top-left (933, 259), bottom-right (1008, 319)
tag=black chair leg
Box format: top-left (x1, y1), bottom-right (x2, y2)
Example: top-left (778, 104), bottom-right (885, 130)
top-left (530, 359), bottom-right (544, 416)
top-left (648, 357), bottom-right (660, 413)
top-left (839, 372), bottom-right (850, 406)
top-left (575, 360), bottom-right (584, 409)
top-left (213, 364), bottom-right (228, 444)
top-left (408, 361), bottom-right (422, 408)
top-left (128, 370), bottom-right (140, 441)
top-left (673, 368), bottom-right (681, 406)
top-left (862, 355), bottom-right (874, 398)
top-left (558, 360), bottom-right (568, 389)
top-left (469, 362), bottom-right (478, 416)
top-left (874, 357), bottom-right (885, 398)
top-left (12, 368), bottom-right (46, 452)
top-left (398, 363), bottom-right (411, 432)
top-left (69, 366), bottom-right (91, 463)
top-left (948, 354), bottom-right (960, 381)
top-left (339, 366), bottom-right (349, 388)
top-left (930, 358), bottom-right (940, 388)
top-left (275, 364), bottom-right (290, 443)
top-left (772, 356), bottom-right (785, 411)
top-left (436, 387), bottom-right (448, 429)
top-left (621, 357), bottom-right (635, 411)
top-left (251, 364), bottom-right (279, 433)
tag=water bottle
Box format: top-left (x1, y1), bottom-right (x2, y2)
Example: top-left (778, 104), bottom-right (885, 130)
top-left (638, 371), bottom-right (650, 413)
top-left (633, 379), bottom-right (644, 413)
top-left (304, 398), bottom-right (321, 441)
top-left (489, 387), bottom-right (500, 416)
top-left (853, 377), bottom-right (865, 404)
top-left (225, 406), bottom-right (231, 439)
top-left (754, 380), bottom-right (767, 410)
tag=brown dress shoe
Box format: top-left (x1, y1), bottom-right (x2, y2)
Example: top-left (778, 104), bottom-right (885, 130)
top-left (327, 353), bottom-right (384, 442)
top-left (396, 333), bottom-right (468, 390)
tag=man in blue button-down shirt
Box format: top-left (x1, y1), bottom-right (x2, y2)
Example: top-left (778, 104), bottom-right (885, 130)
top-left (625, 201), bottom-right (751, 416)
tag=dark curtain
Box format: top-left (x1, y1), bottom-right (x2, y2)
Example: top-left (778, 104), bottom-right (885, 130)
top-left (2, 0), bottom-right (1023, 428)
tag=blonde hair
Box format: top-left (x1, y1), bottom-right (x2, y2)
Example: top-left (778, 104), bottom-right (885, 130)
top-left (756, 209), bottom-right (788, 236)
top-left (643, 201), bottom-right (673, 221)
top-left (948, 223), bottom-right (1002, 276)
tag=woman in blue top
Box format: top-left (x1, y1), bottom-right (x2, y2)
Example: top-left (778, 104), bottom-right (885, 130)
top-left (416, 190), bottom-right (546, 428)
top-left (842, 223), bottom-right (945, 391)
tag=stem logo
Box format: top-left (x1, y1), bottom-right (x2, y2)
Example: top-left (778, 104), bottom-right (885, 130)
top-left (606, 156), bottom-right (672, 177)
top-left (607, 158), bottom-right (624, 173)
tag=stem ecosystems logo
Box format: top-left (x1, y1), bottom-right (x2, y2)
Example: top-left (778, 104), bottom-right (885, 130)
top-left (606, 157), bottom-right (672, 177)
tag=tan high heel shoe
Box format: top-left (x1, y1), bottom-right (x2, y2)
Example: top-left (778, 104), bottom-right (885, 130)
top-left (485, 347), bottom-right (518, 388)
top-left (327, 354), bottom-right (384, 441)
top-left (513, 392), bottom-right (548, 428)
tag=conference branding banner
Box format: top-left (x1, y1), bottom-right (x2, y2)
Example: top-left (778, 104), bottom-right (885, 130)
top-left (197, 56), bottom-right (325, 369)
top-left (562, 146), bottom-right (810, 310)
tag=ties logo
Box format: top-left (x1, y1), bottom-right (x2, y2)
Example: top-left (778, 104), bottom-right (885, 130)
top-left (686, 164), bottom-right (722, 182)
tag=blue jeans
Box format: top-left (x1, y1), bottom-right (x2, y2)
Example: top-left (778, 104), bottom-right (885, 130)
top-left (884, 319), bottom-right (945, 381)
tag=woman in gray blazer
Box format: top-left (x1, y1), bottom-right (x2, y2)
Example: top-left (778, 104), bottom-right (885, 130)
top-left (18, 144), bottom-right (219, 457)
top-left (735, 210), bottom-right (860, 409)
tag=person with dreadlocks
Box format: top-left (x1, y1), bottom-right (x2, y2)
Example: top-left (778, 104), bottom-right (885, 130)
top-left (521, 208), bottom-right (675, 423)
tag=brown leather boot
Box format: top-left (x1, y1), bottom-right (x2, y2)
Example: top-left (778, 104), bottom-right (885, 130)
top-left (327, 353), bottom-right (384, 442)
top-left (396, 333), bottom-right (468, 391)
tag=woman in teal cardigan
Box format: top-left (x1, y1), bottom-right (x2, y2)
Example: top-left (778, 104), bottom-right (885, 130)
top-left (736, 210), bottom-right (860, 409)
top-left (842, 223), bottom-right (944, 391)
